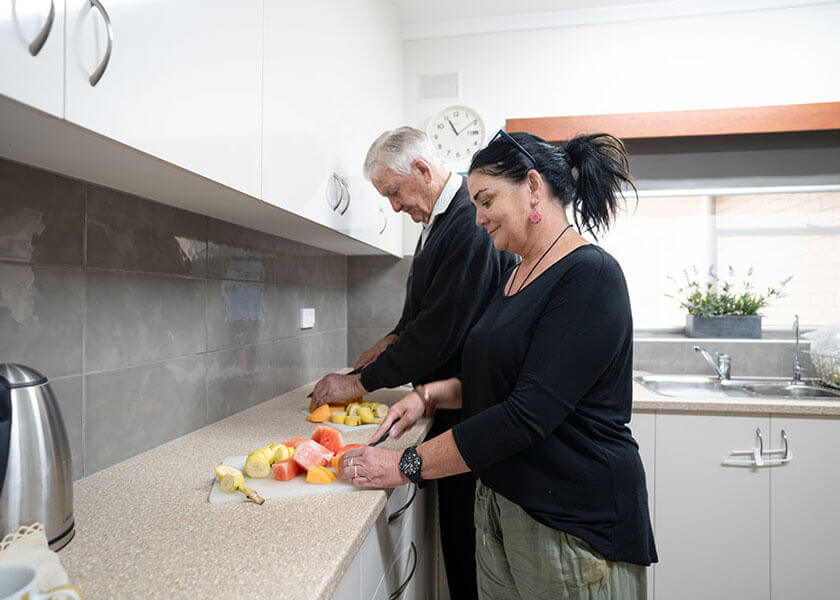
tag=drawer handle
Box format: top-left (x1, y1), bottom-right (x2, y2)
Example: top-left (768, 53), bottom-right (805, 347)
top-left (378, 207), bottom-right (387, 234)
top-left (388, 541), bottom-right (417, 600)
top-left (387, 482), bottom-right (416, 524)
top-left (88, 0), bottom-right (113, 86)
top-left (28, 0), bottom-right (55, 56)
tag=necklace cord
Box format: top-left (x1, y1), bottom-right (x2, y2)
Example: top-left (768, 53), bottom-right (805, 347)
top-left (506, 224), bottom-right (575, 296)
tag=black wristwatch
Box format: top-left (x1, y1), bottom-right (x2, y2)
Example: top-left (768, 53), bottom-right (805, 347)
top-left (399, 446), bottom-right (424, 485)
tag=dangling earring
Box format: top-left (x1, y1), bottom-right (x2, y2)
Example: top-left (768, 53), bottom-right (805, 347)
top-left (529, 206), bottom-right (542, 224)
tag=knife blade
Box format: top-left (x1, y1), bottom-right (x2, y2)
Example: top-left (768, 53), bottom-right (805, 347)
top-left (368, 426), bottom-right (391, 447)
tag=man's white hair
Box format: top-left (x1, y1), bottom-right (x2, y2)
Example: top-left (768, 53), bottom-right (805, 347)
top-left (363, 126), bottom-right (441, 181)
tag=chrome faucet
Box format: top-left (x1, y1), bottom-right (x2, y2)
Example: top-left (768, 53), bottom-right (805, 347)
top-left (792, 314), bottom-right (804, 384)
top-left (693, 345), bottom-right (731, 380)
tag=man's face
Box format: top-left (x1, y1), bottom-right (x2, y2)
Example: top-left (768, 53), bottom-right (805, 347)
top-left (371, 164), bottom-right (432, 223)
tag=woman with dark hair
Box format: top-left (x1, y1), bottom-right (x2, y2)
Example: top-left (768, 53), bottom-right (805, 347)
top-left (337, 130), bottom-right (657, 599)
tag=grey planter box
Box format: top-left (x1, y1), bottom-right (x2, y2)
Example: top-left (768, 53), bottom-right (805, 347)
top-left (686, 315), bottom-right (762, 338)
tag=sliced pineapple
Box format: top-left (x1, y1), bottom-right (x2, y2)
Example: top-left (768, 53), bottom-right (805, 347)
top-left (330, 411), bottom-right (347, 425)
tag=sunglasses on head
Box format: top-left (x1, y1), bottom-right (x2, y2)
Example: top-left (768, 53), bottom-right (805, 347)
top-left (489, 129), bottom-right (538, 169)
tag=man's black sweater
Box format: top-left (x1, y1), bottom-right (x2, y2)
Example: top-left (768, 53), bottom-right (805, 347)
top-left (360, 179), bottom-right (517, 401)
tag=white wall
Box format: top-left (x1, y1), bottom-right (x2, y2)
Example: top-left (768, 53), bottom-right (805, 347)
top-left (403, 3), bottom-right (840, 165)
top-left (399, 2), bottom-right (840, 254)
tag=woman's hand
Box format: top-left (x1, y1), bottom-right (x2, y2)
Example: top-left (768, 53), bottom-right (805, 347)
top-left (311, 373), bottom-right (365, 407)
top-left (353, 334), bottom-right (399, 370)
top-left (338, 446), bottom-right (408, 488)
top-left (368, 390), bottom-right (425, 445)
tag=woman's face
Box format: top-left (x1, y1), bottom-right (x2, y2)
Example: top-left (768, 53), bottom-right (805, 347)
top-left (468, 170), bottom-right (533, 254)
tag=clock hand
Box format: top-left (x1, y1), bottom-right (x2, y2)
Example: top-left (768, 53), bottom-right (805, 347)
top-left (447, 118), bottom-right (459, 136)
top-left (456, 119), bottom-right (477, 135)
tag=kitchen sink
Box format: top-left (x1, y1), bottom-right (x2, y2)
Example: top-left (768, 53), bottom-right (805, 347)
top-left (634, 374), bottom-right (840, 399)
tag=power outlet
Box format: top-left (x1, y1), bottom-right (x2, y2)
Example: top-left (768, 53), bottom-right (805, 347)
top-left (299, 308), bottom-right (315, 329)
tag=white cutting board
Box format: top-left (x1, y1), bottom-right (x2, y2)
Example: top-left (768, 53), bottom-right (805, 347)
top-left (208, 456), bottom-right (360, 503)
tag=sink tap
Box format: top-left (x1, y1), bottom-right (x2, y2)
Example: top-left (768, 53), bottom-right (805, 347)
top-left (693, 345), bottom-right (731, 380)
top-left (792, 314), bottom-right (804, 384)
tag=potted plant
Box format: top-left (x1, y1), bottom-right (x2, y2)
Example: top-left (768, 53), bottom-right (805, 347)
top-left (668, 266), bottom-right (792, 338)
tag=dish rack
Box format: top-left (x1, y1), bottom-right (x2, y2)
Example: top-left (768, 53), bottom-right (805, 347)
top-left (803, 350), bottom-right (840, 389)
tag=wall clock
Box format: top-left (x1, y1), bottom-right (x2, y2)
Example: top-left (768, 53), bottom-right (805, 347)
top-left (426, 105), bottom-right (486, 164)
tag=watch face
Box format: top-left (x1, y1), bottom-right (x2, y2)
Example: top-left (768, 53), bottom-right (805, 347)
top-left (400, 447), bottom-right (422, 482)
top-left (426, 105), bottom-right (486, 164)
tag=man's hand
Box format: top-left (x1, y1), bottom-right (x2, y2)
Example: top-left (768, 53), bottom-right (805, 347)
top-left (338, 446), bottom-right (408, 489)
top-left (311, 373), bottom-right (366, 407)
top-left (353, 333), bottom-right (399, 370)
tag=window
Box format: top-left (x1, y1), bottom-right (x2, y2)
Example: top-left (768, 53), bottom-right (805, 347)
top-left (589, 190), bottom-right (840, 330)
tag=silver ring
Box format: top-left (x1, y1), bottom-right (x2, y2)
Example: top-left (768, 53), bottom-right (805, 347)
top-left (348, 457), bottom-right (354, 467)
top-left (354, 465), bottom-right (358, 479)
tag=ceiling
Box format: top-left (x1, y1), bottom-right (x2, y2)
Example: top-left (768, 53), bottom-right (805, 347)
top-left (391, 0), bottom-right (649, 24)
top-left (391, 0), bottom-right (828, 39)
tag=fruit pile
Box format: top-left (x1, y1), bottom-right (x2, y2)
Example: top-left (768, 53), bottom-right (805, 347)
top-left (213, 425), bottom-right (365, 503)
top-left (307, 396), bottom-right (389, 427)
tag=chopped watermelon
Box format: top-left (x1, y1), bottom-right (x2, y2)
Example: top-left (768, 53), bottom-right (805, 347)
top-left (311, 425), bottom-right (343, 454)
top-left (293, 439), bottom-right (334, 471)
top-left (282, 437), bottom-right (307, 448)
top-left (272, 459), bottom-right (302, 481)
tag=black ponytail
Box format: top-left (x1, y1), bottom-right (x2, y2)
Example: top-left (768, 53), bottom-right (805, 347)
top-left (469, 131), bottom-right (636, 239)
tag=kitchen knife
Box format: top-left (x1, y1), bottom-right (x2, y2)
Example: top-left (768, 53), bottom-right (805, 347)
top-left (368, 426), bottom-right (391, 447)
top-left (306, 367), bottom-right (362, 399)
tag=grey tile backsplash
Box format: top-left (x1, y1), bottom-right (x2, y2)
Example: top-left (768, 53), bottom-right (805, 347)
top-left (346, 255), bottom-right (411, 364)
top-left (0, 157), bottom-right (348, 478)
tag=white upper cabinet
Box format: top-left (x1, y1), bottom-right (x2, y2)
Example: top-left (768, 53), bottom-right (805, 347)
top-left (262, 0), bottom-right (403, 255)
top-left (63, 0), bottom-right (263, 197)
top-left (1, 0), bottom-right (64, 116)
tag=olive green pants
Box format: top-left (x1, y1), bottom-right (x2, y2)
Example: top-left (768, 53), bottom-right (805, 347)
top-left (474, 481), bottom-right (647, 600)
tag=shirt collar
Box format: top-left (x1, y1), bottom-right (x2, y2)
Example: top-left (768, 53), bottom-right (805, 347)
top-left (422, 172), bottom-right (462, 232)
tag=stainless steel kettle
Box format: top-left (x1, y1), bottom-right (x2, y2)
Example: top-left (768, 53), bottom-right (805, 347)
top-left (0, 364), bottom-right (74, 550)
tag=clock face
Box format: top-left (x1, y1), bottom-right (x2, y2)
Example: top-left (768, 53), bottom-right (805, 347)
top-left (426, 105), bottom-right (486, 164)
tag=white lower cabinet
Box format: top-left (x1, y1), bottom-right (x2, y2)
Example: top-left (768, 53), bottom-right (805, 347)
top-left (653, 411), bottom-right (840, 600)
top-left (769, 416), bottom-right (840, 600)
top-left (655, 413), bottom-right (771, 600)
top-left (333, 482), bottom-right (431, 600)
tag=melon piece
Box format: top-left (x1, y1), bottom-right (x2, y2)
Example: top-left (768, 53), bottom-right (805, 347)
top-left (293, 439), bottom-right (334, 471)
top-left (306, 403), bottom-right (331, 423)
top-left (305, 465), bottom-right (334, 484)
top-left (272, 459), bottom-right (302, 481)
top-left (311, 425), bottom-right (343, 454)
top-left (282, 437), bottom-right (307, 448)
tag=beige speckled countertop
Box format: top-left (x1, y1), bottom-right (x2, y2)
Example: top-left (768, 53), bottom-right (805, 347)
top-left (60, 383), bottom-right (431, 600)
top-left (632, 380), bottom-right (840, 415)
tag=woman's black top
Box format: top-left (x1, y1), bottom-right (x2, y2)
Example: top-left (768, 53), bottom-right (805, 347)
top-left (452, 244), bottom-right (657, 566)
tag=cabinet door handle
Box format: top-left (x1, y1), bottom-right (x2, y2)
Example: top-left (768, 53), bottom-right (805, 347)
top-left (88, 0), bottom-right (113, 86)
top-left (338, 179), bottom-right (350, 215)
top-left (27, 0), bottom-right (55, 56)
top-left (722, 427), bottom-right (764, 467)
top-left (326, 174), bottom-right (342, 210)
top-left (378, 207), bottom-right (387, 234)
top-left (722, 428), bottom-right (792, 467)
top-left (388, 541), bottom-right (417, 600)
top-left (387, 482), bottom-right (416, 524)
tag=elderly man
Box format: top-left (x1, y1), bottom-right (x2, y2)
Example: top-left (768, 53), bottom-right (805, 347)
top-left (312, 126), bottom-right (516, 599)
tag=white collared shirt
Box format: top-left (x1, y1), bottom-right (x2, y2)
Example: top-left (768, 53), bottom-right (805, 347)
top-left (420, 172), bottom-right (462, 250)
